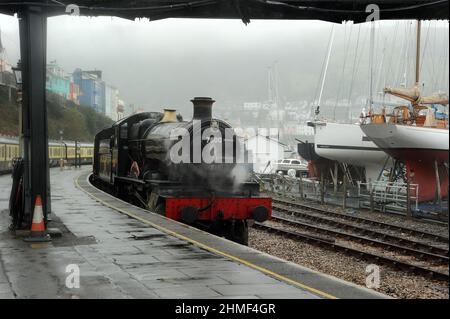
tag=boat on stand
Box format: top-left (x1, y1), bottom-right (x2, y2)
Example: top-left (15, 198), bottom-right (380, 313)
top-left (307, 23), bottom-right (392, 185)
top-left (361, 21), bottom-right (449, 203)
top-left (308, 121), bottom-right (392, 183)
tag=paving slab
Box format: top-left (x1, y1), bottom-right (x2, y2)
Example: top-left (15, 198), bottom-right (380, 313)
top-left (0, 168), bottom-right (350, 299)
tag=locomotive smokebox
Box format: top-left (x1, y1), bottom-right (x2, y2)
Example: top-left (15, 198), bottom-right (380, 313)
top-left (191, 97), bottom-right (215, 120)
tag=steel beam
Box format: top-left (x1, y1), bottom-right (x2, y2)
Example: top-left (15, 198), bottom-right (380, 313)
top-left (18, 5), bottom-right (49, 226)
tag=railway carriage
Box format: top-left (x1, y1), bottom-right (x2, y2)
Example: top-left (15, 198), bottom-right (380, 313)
top-left (0, 136), bottom-right (20, 173)
top-left (0, 136), bottom-right (94, 174)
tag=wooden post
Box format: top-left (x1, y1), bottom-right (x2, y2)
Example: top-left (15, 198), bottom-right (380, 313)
top-left (434, 160), bottom-right (442, 215)
top-left (298, 171), bottom-right (304, 200)
top-left (406, 174), bottom-right (412, 219)
top-left (369, 181), bottom-right (374, 213)
top-left (333, 161), bottom-right (338, 194)
top-left (447, 179), bottom-right (449, 230)
top-left (320, 171), bottom-right (325, 204)
top-left (342, 173), bottom-right (347, 209)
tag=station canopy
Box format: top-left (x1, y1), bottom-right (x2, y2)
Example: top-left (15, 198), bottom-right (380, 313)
top-left (0, 0), bottom-right (448, 23)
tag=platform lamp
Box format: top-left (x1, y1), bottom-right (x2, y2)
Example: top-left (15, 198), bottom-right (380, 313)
top-left (12, 61), bottom-right (22, 88)
top-left (12, 61), bottom-right (23, 157)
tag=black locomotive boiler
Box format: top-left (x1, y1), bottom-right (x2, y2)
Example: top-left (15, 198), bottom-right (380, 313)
top-left (92, 97), bottom-right (271, 244)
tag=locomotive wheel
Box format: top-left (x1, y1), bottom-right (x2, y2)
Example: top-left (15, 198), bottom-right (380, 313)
top-left (226, 220), bottom-right (248, 246)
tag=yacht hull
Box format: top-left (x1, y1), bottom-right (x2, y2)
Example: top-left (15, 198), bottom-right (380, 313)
top-left (309, 121), bottom-right (391, 182)
top-left (361, 123), bottom-right (449, 202)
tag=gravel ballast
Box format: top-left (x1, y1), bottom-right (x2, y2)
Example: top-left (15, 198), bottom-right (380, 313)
top-left (249, 228), bottom-right (449, 299)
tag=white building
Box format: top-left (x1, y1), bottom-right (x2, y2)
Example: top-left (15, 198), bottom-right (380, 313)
top-left (244, 134), bottom-right (289, 173)
top-left (116, 99), bottom-right (125, 121)
top-left (105, 84), bottom-right (119, 120)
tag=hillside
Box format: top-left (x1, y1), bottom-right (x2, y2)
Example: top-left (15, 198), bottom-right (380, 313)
top-left (0, 85), bottom-right (114, 142)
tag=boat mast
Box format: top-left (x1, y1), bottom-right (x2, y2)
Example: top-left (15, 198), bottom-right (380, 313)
top-left (315, 25), bottom-right (335, 118)
top-left (415, 20), bottom-right (421, 86)
top-left (369, 21), bottom-right (375, 113)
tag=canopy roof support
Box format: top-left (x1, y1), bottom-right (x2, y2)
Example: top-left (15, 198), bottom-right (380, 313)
top-left (18, 5), bottom-right (49, 226)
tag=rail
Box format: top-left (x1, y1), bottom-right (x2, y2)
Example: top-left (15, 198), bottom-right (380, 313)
top-left (254, 222), bottom-right (449, 281)
top-left (272, 197), bottom-right (449, 243)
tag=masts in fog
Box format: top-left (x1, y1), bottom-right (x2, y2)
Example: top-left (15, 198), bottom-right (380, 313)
top-left (314, 24), bottom-right (335, 119)
top-left (268, 60), bottom-right (282, 133)
top-left (415, 20), bottom-right (422, 86)
top-left (368, 21), bottom-right (376, 112)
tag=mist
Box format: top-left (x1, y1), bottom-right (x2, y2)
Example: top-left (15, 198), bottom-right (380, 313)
top-left (0, 14), bottom-right (448, 120)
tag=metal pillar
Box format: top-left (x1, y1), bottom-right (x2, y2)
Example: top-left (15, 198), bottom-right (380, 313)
top-left (18, 6), bottom-right (49, 226)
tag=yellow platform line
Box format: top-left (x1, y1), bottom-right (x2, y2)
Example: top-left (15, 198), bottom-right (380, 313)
top-left (74, 173), bottom-right (337, 299)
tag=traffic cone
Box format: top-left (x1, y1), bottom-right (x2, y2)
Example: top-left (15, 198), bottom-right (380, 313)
top-left (24, 195), bottom-right (51, 242)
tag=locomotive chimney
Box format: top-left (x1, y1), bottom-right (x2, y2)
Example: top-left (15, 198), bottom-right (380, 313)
top-left (160, 109), bottom-right (178, 123)
top-left (191, 97), bottom-right (215, 120)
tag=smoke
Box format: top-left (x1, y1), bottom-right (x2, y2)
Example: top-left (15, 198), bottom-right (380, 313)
top-left (230, 163), bottom-right (252, 192)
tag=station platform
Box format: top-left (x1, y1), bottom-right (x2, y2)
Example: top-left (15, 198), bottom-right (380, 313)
top-left (0, 167), bottom-right (387, 299)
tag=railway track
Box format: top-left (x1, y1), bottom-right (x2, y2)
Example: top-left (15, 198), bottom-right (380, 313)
top-left (272, 203), bottom-right (449, 257)
top-left (272, 197), bottom-right (449, 244)
top-left (253, 222), bottom-right (450, 281)
top-left (271, 213), bottom-right (449, 265)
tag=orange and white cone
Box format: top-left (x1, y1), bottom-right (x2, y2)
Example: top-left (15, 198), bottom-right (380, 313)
top-left (24, 195), bottom-right (51, 242)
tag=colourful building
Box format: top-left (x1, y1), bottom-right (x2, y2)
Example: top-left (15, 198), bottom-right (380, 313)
top-left (69, 82), bottom-right (80, 105)
top-left (46, 61), bottom-right (70, 99)
top-left (72, 68), bottom-right (105, 114)
top-left (44, 62), bottom-right (121, 116)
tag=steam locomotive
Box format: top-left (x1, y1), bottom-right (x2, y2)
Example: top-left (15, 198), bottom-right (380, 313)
top-left (92, 97), bottom-right (271, 244)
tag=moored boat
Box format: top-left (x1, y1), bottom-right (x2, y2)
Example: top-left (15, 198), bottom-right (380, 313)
top-left (308, 120), bottom-right (392, 182)
top-left (361, 122), bottom-right (448, 202)
top-left (361, 20), bottom-right (449, 202)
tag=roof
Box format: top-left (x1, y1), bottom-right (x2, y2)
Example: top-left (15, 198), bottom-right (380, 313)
top-left (0, 135), bottom-right (17, 144)
top-left (1, 135), bottom-right (94, 145)
top-left (0, 1), bottom-right (448, 23)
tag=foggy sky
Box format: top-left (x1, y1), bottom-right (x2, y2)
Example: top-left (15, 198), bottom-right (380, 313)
top-left (0, 14), bottom-right (448, 118)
